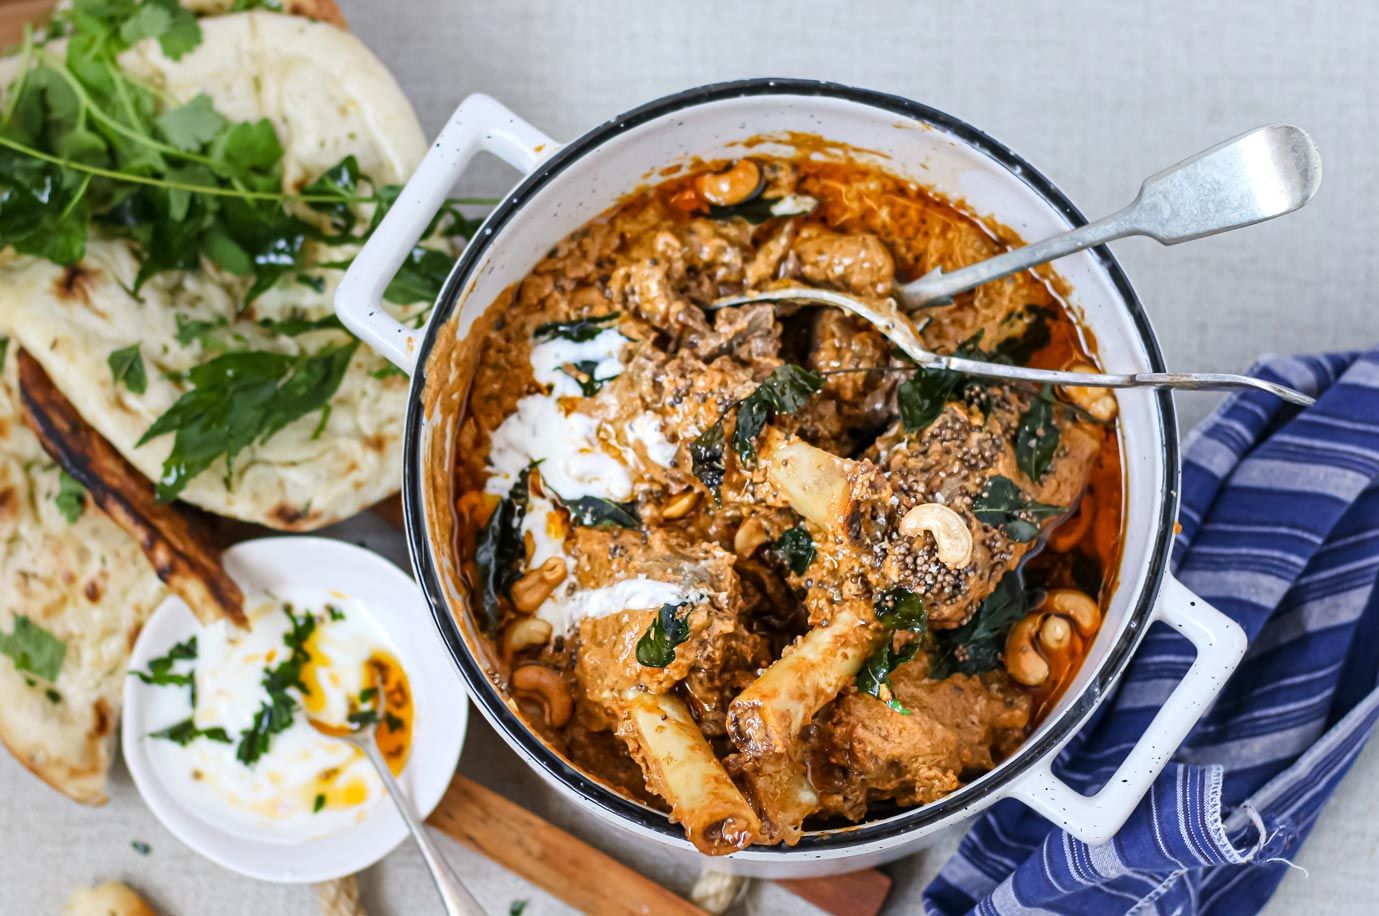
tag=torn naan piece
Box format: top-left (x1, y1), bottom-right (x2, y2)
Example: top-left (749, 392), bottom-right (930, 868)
top-left (0, 342), bottom-right (167, 805)
top-left (0, 10), bottom-right (452, 530)
top-left (19, 349), bottom-right (245, 627)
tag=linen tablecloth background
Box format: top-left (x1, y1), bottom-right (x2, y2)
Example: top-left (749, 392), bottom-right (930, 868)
top-left (2, 1), bottom-right (1377, 913)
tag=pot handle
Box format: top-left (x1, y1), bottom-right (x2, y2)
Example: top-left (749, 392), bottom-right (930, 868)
top-left (335, 94), bottom-right (556, 373)
top-left (1005, 573), bottom-right (1246, 845)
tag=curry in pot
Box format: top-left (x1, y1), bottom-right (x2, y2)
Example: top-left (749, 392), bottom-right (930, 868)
top-left (451, 150), bottom-right (1124, 854)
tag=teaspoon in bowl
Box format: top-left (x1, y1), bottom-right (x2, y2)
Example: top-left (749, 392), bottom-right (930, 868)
top-left (715, 123), bottom-right (1321, 312)
top-left (311, 694), bottom-right (484, 916)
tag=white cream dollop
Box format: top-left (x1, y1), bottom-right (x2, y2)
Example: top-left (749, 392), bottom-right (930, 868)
top-left (528, 328), bottom-right (627, 398)
top-left (536, 576), bottom-right (700, 636)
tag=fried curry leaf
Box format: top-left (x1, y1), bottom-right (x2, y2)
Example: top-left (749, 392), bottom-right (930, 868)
top-left (474, 465), bottom-right (534, 634)
top-left (149, 718), bottom-right (232, 747)
top-left (765, 526), bottom-right (815, 576)
top-left (972, 475), bottom-right (1063, 543)
top-left (989, 306), bottom-right (1052, 366)
top-left (108, 344), bottom-right (148, 394)
top-left (1014, 385), bottom-right (1059, 483)
top-left (690, 420), bottom-right (726, 500)
top-left (928, 572), bottom-right (1029, 679)
top-left (129, 636), bottom-right (196, 689)
top-left (874, 587), bottom-right (928, 633)
top-left (896, 334), bottom-right (986, 434)
top-left (856, 640), bottom-right (922, 715)
top-left (0, 615), bottom-right (66, 682)
top-left (559, 360), bottom-right (607, 396)
top-left (55, 470), bottom-right (86, 523)
top-left (731, 363), bottom-right (824, 462)
top-left (636, 601), bottom-right (694, 668)
top-left (137, 342), bottom-right (358, 502)
top-left (560, 495), bottom-right (640, 529)
top-left (532, 312), bottom-right (621, 344)
top-left (704, 188), bottom-right (818, 225)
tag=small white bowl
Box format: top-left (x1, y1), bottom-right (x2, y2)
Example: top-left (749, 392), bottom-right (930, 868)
top-left (122, 536), bottom-right (468, 883)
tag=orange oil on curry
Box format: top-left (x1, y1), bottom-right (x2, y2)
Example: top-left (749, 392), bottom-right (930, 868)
top-left (300, 643), bottom-right (414, 812)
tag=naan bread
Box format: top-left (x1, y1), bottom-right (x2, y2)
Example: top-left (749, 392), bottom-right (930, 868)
top-left (62, 881), bottom-right (157, 916)
top-left (0, 11), bottom-right (442, 530)
top-left (0, 343), bottom-right (167, 805)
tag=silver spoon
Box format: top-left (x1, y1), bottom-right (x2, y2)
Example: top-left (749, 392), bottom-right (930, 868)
top-left (310, 694), bottom-right (484, 916)
top-left (718, 123), bottom-right (1322, 312)
top-left (742, 287), bottom-right (1315, 406)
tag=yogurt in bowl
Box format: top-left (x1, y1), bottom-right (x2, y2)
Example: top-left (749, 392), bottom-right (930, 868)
top-left (123, 537), bottom-right (467, 883)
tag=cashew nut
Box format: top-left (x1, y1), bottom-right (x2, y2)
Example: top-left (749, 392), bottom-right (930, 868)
top-left (1003, 614), bottom-right (1050, 686)
top-left (661, 489), bottom-right (700, 520)
top-left (1042, 588), bottom-right (1100, 636)
top-left (511, 665), bottom-right (573, 728)
top-left (695, 159), bottom-right (763, 207)
top-left (1061, 364), bottom-right (1119, 421)
top-left (504, 617), bottom-right (553, 655)
top-left (510, 557), bottom-right (567, 613)
top-left (734, 516), bottom-right (771, 558)
top-left (898, 503), bottom-right (974, 569)
top-left (1039, 613), bottom-right (1073, 651)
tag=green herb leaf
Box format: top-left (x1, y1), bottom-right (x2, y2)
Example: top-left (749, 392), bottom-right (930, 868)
top-left (55, 470), bottom-right (86, 523)
top-left (236, 603), bottom-right (315, 766)
top-left (155, 93), bottom-right (225, 151)
top-left (314, 793), bottom-right (326, 813)
top-left (0, 615), bottom-right (66, 682)
top-left (384, 711), bottom-right (404, 733)
top-left (348, 708), bottom-right (380, 728)
top-left (257, 314), bottom-right (346, 337)
top-left (972, 475), bottom-right (1063, 542)
top-left (474, 465), bottom-right (533, 634)
top-left (174, 314), bottom-right (230, 352)
top-left (532, 312), bottom-right (621, 344)
top-left (383, 246), bottom-right (452, 305)
top-left (129, 636), bottom-right (196, 689)
top-left (131, 840), bottom-right (151, 856)
top-left (509, 901), bottom-right (529, 916)
top-left (764, 526), bottom-right (814, 576)
top-left (108, 344), bottom-right (148, 394)
top-left (138, 342), bottom-right (358, 502)
top-left (358, 686), bottom-right (377, 705)
top-left (636, 601), bottom-right (694, 668)
top-left (731, 363), bottom-right (823, 462)
top-left (149, 717), bottom-right (232, 746)
top-left (326, 604), bottom-right (346, 622)
top-left (1015, 386), bottom-right (1059, 483)
top-left (302, 155), bottom-right (360, 232)
top-left (560, 495), bottom-right (640, 529)
top-left (929, 572), bottom-right (1028, 679)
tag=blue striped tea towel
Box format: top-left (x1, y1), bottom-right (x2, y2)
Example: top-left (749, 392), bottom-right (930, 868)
top-left (925, 349), bottom-right (1379, 915)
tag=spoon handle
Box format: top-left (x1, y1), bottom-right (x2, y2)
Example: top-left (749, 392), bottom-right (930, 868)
top-left (940, 356), bottom-right (1316, 407)
top-left (360, 738), bottom-right (486, 916)
top-left (898, 124), bottom-right (1322, 310)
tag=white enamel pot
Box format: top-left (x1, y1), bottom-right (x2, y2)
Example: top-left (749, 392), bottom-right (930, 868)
top-left (335, 80), bottom-right (1247, 878)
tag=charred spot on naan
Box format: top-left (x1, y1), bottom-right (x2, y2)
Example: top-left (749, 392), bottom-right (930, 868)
top-left (17, 350), bottom-right (246, 628)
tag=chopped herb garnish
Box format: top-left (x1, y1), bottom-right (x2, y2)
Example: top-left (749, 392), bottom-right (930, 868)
top-left (236, 604), bottom-right (315, 766)
top-left (55, 470), bottom-right (86, 523)
top-left (358, 686), bottom-right (377, 704)
top-left (45, 688), bottom-right (61, 704)
top-left (559, 495), bottom-right (640, 529)
top-left (137, 342), bottom-right (358, 502)
top-left (474, 465), bottom-right (533, 634)
top-left (0, 614), bottom-right (66, 682)
top-left (130, 840), bottom-right (151, 856)
top-left (314, 793), bottom-right (326, 813)
top-left (532, 312), bottom-right (621, 344)
top-left (636, 601), bottom-right (694, 668)
top-left (347, 708), bottom-right (380, 728)
top-left (1014, 385), bottom-right (1060, 483)
top-left (509, 901), bottom-right (529, 916)
top-left (149, 717), bottom-right (232, 746)
top-left (130, 636), bottom-right (196, 691)
top-left (108, 344), bottom-right (147, 394)
top-left (384, 711), bottom-right (404, 733)
top-left (856, 588), bottom-right (928, 715)
top-left (764, 526), bottom-right (815, 576)
top-left (257, 314), bottom-right (346, 337)
top-left (972, 476), bottom-right (1063, 542)
top-left (929, 572), bottom-right (1029, 679)
top-left (326, 604), bottom-right (346, 622)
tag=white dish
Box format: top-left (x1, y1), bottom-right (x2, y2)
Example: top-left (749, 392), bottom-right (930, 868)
top-left (122, 536), bottom-right (468, 883)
